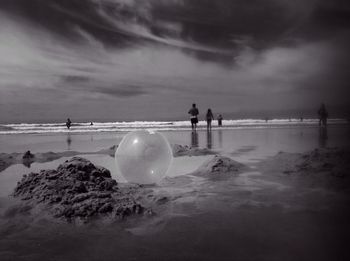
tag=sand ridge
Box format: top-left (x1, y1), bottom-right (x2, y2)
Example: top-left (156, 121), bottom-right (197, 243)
top-left (0, 144), bottom-right (215, 173)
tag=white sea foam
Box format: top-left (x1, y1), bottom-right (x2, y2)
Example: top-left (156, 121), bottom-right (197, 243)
top-left (0, 119), bottom-right (347, 135)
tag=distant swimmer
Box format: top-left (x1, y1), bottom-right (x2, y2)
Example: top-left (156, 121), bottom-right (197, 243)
top-left (206, 108), bottom-right (214, 131)
top-left (318, 103), bottom-right (328, 127)
top-left (217, 114), bottom-right (223, 127)
top-left (90, 122), bottom-right (93, 126)
top-left (66, 118), bottom-right (72, 129)
top-left (188, 103), bottom-right (199, 131)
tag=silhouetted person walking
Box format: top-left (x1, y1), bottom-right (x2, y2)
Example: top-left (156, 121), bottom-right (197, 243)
top-left (188, 103), bottom-right (199, 131)
top-left (218, 114), bottom-right (223, 127)
top-left (206, 108), bottom-right (214, 131)
top-left (318, 103), bottom-right (328, 127)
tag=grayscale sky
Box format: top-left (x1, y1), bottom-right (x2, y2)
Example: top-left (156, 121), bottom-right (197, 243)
top-left (0, 0), bottom-right (349, 123)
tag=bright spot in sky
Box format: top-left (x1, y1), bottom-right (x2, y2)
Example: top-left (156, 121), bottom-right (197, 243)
top-left (115, 130), bottom-right (173, 184)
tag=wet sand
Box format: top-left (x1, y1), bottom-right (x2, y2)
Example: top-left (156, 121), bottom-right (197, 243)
top-left (0, 125), bottom-right (350, 261)
top-left (1, 125), bottom-right (349, 155)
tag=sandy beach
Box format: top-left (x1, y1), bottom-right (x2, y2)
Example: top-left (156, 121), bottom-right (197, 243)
top-left (2, 1), bottom-right (350, 259)
top-left (0, 125), bottom-right (349, 261)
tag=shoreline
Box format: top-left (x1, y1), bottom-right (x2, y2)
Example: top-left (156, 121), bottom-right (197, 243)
top-left (1, 119), bottom-right (348, 135)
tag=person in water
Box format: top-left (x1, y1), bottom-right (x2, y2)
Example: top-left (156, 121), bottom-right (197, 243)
top-left (66, 118), bottom-right (72, 129)
top-left (217, 114), bottom-right (223, 127)
top-left (188, 103), bottom-right (199, 131)
top-left (206, 108), bottom-right (214, 131)
top-left (318, 103), bottom-right (328, 127)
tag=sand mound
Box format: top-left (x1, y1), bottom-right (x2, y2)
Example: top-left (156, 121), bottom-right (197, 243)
top-left (272, 148), bottom-right (350, 177)
top-left (294, 148), bottom-right (350, 177)
top-left (0, 154), bottom-right (14, 172)
top-left (192, 155), bottom-right (245, 178)
top-left (260, 147), bottom-right (350, 189)
top-left (172, 144), bottom-right (216, 157)
top-left (0, 146), bottom-right (119, 172)
top-left (97, 145), bottom-right (118, 156)
top-left (13, 157), bottom-right (144, 221)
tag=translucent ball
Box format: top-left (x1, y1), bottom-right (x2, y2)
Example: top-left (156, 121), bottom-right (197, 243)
top-left (115, 130), bottom-right (173, 184)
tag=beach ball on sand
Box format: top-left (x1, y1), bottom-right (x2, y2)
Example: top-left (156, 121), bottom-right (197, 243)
top-left (115, 130), bottom-right (173, 184)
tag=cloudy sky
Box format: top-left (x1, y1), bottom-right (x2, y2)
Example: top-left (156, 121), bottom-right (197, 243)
top-left (0, 0), bottom-right (349, 123)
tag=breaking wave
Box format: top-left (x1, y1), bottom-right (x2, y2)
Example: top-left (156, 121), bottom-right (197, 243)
top-left (1, 119), bottom-right (348, 135)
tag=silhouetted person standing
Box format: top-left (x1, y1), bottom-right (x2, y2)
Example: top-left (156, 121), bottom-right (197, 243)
top-left (318, 103), bottom-right (328, 127)
top-left (206, 108), bottom-right (214, 131)
top-left (218, 114), bottom-right (223, 127)
top-left (66, 118), bottom-right (72, 129)
top-left (188, 103), bottom-right (199, 131)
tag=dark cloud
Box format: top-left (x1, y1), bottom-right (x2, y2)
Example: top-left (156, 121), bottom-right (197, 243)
top-left (0, 0), bottom-right (144, 48)
top-left (61, 75), bottom-right (90, 84)
top-left (1, 0), bottom-right (349, 57)
top-left (0, 0), bottom-right (343, 49)
top-left (153, 0), bottom-right (299, 47)
top-left (92, 84), bottom-right (148, 97)
top-left (282, 1), bottom-right (350, 45)
top-left (59, 75), bottom-right (147, 98)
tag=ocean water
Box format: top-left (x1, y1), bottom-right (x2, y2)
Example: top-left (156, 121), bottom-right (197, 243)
top-left (0, 118), bottom-right (348, 135)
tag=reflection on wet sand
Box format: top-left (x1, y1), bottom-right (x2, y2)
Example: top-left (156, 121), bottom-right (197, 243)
top-left (318, 127), bottom-right (328, 148)
top-left (206, 130), bottom-right (212, 149)
top-left (191, 131), bottom-right (198, 148)
top-left (66, 133), bottom-right (72, 150)
top-left (22, 159), bottom-right (32, 168)
top-left (218, 130), bottom-right (223, 148)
